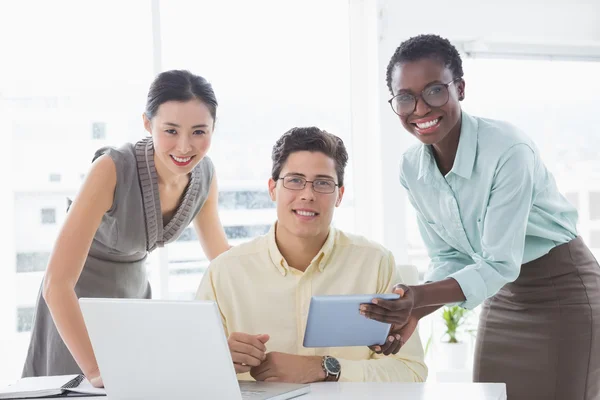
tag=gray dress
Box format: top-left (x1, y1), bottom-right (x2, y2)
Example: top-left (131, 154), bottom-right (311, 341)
top-left (22, 137), bottom-right (214, 377)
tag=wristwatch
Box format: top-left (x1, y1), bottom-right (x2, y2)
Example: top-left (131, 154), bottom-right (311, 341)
top-left (321, 356), bottom-right (341, 382)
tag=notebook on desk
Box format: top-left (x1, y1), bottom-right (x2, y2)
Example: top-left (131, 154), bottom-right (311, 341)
top-left (0, 374), bottom-right (106, 399)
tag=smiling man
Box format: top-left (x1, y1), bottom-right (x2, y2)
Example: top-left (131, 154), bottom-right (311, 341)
top-left (196, 127), bottom-right (427, 383)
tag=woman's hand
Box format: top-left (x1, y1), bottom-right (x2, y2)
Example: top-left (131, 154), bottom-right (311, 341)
top-left (87, 368), bottom-right (104, 388)
top-left (364, 280), bottom-right (467, 356)
top-left (369, 316), bottom-right (419, 355)
top-left (362, 285), bottom-right (417, 356)
top-left (360, 284), bottom-right (415, 326)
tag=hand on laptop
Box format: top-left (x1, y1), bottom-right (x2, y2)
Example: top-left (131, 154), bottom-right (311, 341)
top-left (228, 332), bottom-right (270, 373)
top-left (250, 352), bottom-right (325, 383)
top-left (86, 368), bottom-right (104, 388)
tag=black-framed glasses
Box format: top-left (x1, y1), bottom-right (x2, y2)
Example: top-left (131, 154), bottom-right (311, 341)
top-left (388, 78), bottom-right (462, 116)
top-left (278, 175), bottom-right (339, 194)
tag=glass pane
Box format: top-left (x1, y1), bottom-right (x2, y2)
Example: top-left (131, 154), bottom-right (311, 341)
top-left (16, 308), bottom-right (35, 334)
top-left (590, 231), bottom-right (600, 249)
top-left (2, 0), bottom-right (154, 381)
top-left (41, 209), bottom-right (57, 225)
top-left (590, 192), bottom-right (600, 221)
top-left (16, 253), bottom-right (51, 273)
top-left (161, 0), bottom-right (354, 299)
top-left (49, 174), bottom-right (62, 183)
top-left (564, 192), bottom-right (580, 211)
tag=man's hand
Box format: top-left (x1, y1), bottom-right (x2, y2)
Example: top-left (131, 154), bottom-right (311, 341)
top-left (228, 332), bottom-right (270, 374)
top-left (250, 352), bottom-right (326, 383)
top-left (369, 315), bottom-right (419, 355)
top-left (360, 285), bottom-right (414, 326)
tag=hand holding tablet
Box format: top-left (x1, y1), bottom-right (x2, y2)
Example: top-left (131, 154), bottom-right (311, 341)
top-left (302, 293), bottom-right (401, 348)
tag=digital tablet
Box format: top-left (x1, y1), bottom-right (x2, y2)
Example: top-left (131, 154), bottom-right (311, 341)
top-left (302, 293), bottom-right (401, 348)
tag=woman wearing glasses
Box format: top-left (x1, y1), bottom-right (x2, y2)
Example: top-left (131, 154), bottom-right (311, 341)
top-left (361, 34), bottom-right (600, 400)
top-left (22, 70), bottom-right (231, 387)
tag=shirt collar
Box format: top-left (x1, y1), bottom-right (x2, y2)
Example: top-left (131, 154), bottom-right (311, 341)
top-left (417, 110), bottom-right (478, 183)
top-left (267, 222), bottom-right (337, 276)
top-left (450, 111), bottom-right (478, 180)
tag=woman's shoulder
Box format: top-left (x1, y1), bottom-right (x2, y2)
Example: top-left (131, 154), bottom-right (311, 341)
top-left (92, 139), bottom-right (147, 187)
top-left (194, 154), bottom-right (214, 174)
top-left (92, 141), bottom-right (138, 165)
top-left (472, 114), bottom-right (535, 154)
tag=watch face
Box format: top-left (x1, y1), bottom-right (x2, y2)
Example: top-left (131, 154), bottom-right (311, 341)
top-left (325, 357), bottom-right (341, 374)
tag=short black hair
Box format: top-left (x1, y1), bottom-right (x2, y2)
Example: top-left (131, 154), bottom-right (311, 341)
top-left (271, 127), bottom-right (348, 187)
top-left (386, 34), bottom-right (463, 94)
top-left (145, 70), bottom-right (218, 122)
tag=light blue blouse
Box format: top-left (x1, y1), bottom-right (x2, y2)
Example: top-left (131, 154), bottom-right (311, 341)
top-left (400, 111), bottom-right (578, 309)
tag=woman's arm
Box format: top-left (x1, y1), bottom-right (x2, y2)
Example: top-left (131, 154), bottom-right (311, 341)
top-left (42, 155), bottom-right (116, 386)
top-left (192, 172), bottom-right (231, 261)
top-left (411, 278), bottom-right (466, 308)
top-left (362, 279), bottom-right (465, 331)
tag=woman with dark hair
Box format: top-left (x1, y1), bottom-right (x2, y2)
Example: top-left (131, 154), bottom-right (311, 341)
top-left (22, 70), bottom-right (231, 387)
top-left (360, 34), bottom-right (600, 399)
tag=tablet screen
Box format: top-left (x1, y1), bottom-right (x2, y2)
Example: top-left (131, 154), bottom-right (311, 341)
top-left (303, 293), bottom-right (400, 347)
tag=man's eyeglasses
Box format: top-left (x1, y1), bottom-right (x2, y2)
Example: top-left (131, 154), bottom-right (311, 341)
top-left (278, 175), bottom-right (338, 194)
top-left (388, 78), bottom-right (462, 116)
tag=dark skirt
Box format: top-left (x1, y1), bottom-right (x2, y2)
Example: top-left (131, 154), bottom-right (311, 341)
top-left (473, 236), bottom-right (600, 400)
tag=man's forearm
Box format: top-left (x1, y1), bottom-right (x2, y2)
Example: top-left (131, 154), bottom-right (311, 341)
top-left (410, 278), bottom-right (466, 309)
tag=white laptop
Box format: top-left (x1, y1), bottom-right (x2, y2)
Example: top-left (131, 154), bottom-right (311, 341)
top-left (79, 298), bottom-right (310, 400)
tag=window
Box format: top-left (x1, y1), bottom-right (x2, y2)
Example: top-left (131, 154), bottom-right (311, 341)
top-left (176, 225), bottom-right (271, 242)
top-left (591, 231), bottom-right (600, 249)
top-left (590, 192), bottom-right (600, 221)
top-left (175, 227), bottom-right (197, 242)
top-left (219, 191), bottom-right (275, 210)
top-left (160, 0), bottom-right (353, 187)
top-left (225, 225), bottom-right (271, 240)
top-left (161, 0), bottom-right (354, 299)
top-left (40, 208), bottom-right (56, 224)
top-left (16, 252), bottom-right (51, 273)
top-left (3, 0), bottom-right (154, 381)
top-left (91, 122), bottom-right (107, 140)
top-left (565, 192), bottom-right (579, 211)
top-left (16, 307), bottom-right (35, 333)
top-left (49, 173), bottom-right (61, 183)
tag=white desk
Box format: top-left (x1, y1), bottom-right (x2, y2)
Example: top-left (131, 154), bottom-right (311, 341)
top-left (305, 383), bottom-right (506, 399)
top-left (76, 382), bottom-right (506, 399)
